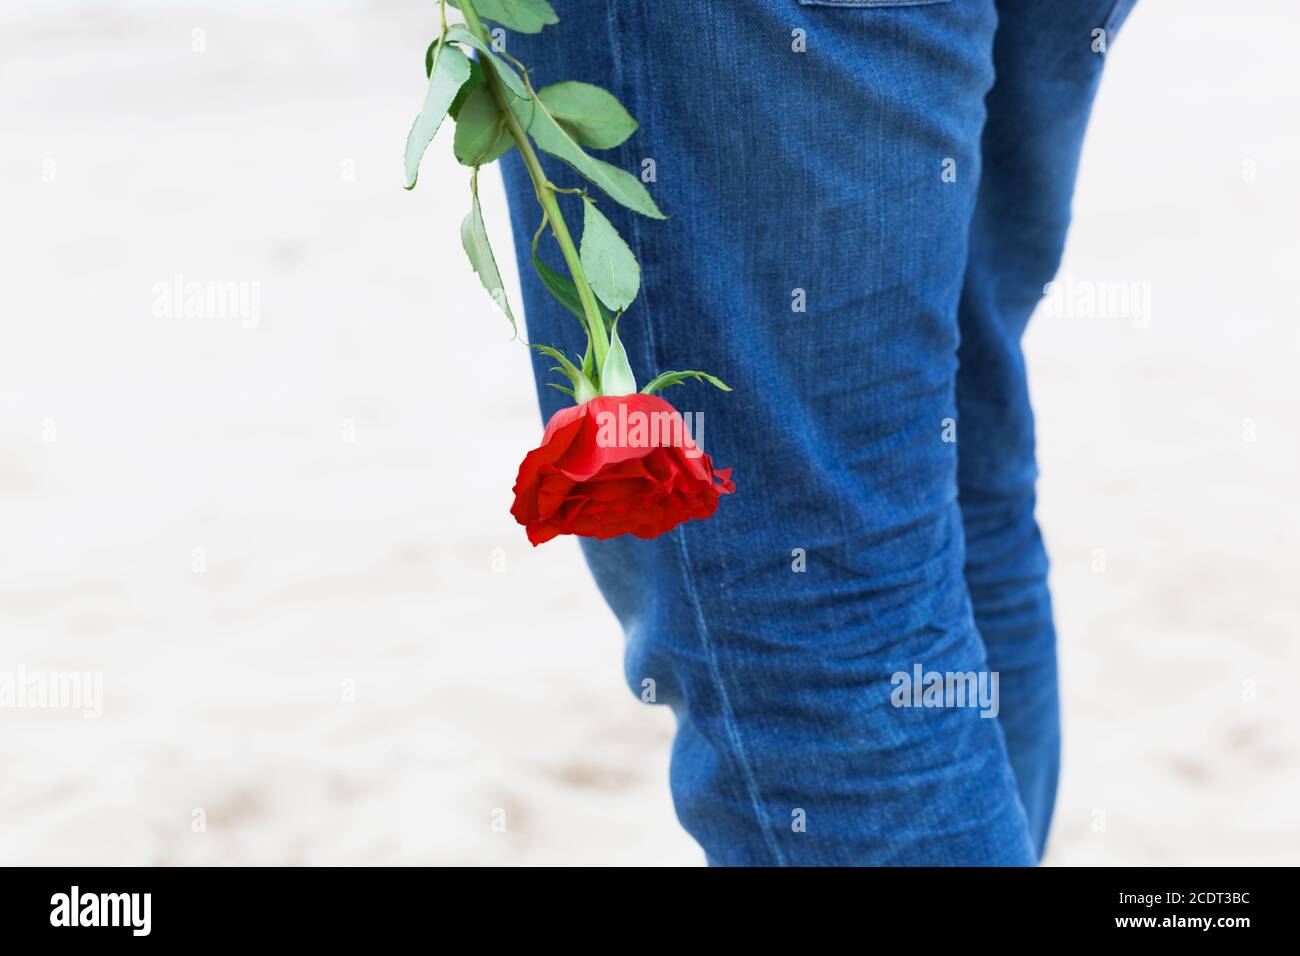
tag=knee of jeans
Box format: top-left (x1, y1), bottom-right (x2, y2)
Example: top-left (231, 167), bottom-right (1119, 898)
top-left (621, 624), bottom-right (686, 710)
top-left (960, 485), bottom-right (1057, 661)
top-left (960, 480), bottom-right (1048, 578)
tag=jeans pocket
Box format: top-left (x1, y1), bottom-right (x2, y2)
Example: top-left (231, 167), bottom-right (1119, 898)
top-left (798, 0), bottom-right (951, 8)
top-left (1104, 0), bottom-right (1138, 39)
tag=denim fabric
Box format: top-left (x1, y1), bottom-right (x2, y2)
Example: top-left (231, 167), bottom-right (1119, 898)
top-left (499, 0), bottom-right (1135, 865)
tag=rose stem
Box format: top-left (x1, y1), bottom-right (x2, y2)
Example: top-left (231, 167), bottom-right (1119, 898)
top-left (456, 0), bottom-right (610, 375)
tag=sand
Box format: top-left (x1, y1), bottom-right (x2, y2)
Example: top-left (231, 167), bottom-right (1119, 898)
top-left (0, 1), bottom-right (1296, 865)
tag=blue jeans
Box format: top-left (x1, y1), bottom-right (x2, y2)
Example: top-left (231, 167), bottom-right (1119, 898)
top-left (500, 0), bottom-right (1137, 865)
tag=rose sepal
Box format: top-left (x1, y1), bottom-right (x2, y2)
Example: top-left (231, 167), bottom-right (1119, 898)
top-left (531, 343), bottom-right (598, 403)
top-left (597, 318), bottom-right (637, 397)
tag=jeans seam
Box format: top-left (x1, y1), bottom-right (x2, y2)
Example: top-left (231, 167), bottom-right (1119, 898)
top-left (607, 0), bottom-right (785, 866)
top-left (673, 528), bottom-right (788, 866)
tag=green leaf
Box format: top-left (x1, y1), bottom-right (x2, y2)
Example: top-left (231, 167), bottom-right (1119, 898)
top-left (454, 85), bottom-right (516, 166)
top-left (580, 199), bottom-right (640, 312)
top-left (530, 253), bottom-right (584, 323)
top-left (641, 370), bottom-right (733, 395)
top-left (516, 102), bottom-right (665, 219)
top-left (599, 319), bottom-right (637, 396)
top-left (537, 81), bottom-right (638, 149)
top-left (460, 172), bottom-right (517, 333)
top-left (530, 253), bottom-right (607, 388)
top-left (448, 59), bottom-right (485, 118)
top-left (448, 0), bottom-right (558, 34)
top-left (443, 25), bottom-right (530, 103)
top-left (529, 229), bottom-right (617, 331)
top-left (404, 42), bottom-right (472, 190)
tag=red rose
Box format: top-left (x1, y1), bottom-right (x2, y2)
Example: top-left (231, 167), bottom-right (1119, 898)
top-left (511, 393), bottom-right (735, 546)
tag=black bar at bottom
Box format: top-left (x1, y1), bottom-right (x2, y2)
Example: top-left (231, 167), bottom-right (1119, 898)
top-left (0, 865), bottom-right (1275, 942)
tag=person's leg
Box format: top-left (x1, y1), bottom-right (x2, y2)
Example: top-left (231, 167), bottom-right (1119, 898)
top-left (956, 0), bottom-right (1138, 857)
top-left (500, 0), bottom-right (1030, 864)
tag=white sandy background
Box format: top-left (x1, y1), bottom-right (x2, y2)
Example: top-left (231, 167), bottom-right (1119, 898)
top-left (0, 1), bottom-right (1296, 865)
